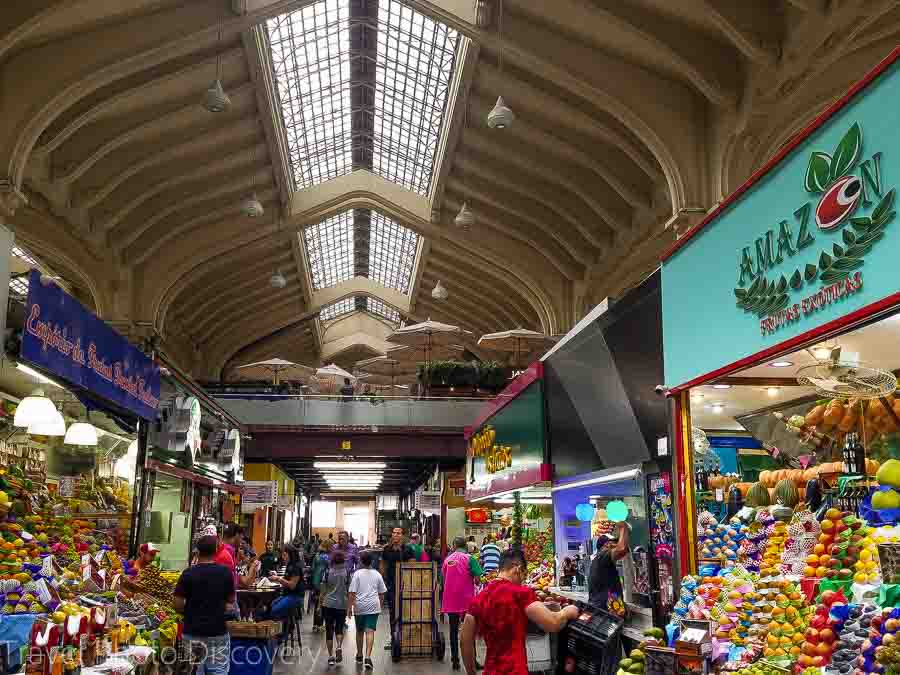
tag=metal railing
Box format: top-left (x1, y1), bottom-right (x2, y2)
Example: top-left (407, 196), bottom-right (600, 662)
top-left (213, 393), bottom-right (489, 428)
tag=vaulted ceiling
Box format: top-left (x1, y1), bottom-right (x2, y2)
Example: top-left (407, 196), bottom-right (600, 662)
top-left (0, 0), bottom-right (897, 380)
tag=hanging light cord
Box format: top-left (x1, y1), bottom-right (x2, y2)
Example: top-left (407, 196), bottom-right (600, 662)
top-left (216, 27), bottom-right (222, 80)
top-left (497, 0), bottom-right (503, 74)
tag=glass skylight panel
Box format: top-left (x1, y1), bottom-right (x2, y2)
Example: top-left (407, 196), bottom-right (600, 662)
top-left (303, 211), bottom-right (354, 290)
top-left (366, 297), bottom-right (400, 323)
top-left (8, 276), bottom-right (28, 299)
top-left (11, 247), bottom-right (36, 265)
top-left (319, 297), bottom-right (356, 321)
top-left (369, 211), bottom-right (418, 294)
top-left (374, 0), bottom-right (459, 194)
top-left (267, 0), bottom-right (352, 189)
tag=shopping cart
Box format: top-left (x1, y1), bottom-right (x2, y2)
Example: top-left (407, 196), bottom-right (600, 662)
top-left (391, 562), bottom-right (446, 663)
top-left (555, 603), bottom-right (623, 675)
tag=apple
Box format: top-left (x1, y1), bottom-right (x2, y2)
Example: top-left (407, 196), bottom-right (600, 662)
top-left (821, 520), bottom-right (835, 533)
top-left (820, 628), bottom-right (836, 643)
top-left (820, 590), bottom-right (837, 606)
top-left (811, 655), bottom-right (825, 667)
top-left (802, 641), bottom-right (817, 656)
top-left (805, 628), bottom-right (820, 643)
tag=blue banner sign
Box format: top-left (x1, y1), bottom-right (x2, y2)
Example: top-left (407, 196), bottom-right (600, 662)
top-left (21, 271), bottom-right (160, 420)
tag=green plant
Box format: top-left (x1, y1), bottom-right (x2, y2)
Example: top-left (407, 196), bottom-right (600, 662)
top-left (477, 361), bottom-right (509, 390)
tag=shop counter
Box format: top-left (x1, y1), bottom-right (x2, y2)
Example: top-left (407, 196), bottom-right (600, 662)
top-left (547, 587), bottom-right (588, 604)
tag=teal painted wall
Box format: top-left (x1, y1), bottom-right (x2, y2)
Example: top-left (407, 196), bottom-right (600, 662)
top-left (663, 58), bottom-right (900, 387)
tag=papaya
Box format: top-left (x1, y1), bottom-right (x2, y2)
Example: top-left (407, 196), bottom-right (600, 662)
top-left (619, 659), bottom-right (633, 670)
top-left (629, 650), bottom-right (645, 662)
top-left (774, 479), bottom-right (799, 507)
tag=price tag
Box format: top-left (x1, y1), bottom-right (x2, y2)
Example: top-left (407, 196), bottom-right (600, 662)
top-left (715, 488), bottom-right (724, 501)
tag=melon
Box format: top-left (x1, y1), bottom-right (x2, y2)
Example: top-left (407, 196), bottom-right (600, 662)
top-left (747, 482), bottom-right (770, 507)
top-left (774, 479), bottom-right (800, 508)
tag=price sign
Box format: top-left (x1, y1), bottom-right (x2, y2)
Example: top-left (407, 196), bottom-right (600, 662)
top-left (241, 481), bottom-right (277, 513)
top-left (58, 477), bottom-right (75, 498)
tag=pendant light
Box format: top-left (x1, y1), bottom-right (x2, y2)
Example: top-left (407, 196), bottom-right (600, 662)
top-left (454, 202), bottom-right (474, 229)
top-left (431, 280), bottom-right (449, 301)
top-left (13, 389), bottom-right (58, 428)
top-left (28, 409), bottom-right (66, 437)
top-left (64, 411), bottom-right (98, 446)
top-left (269, 268), bottom-right (287, 289)
top-left (203, 28), bottom-right (231, 113)
top-left (486, 0), bottom-right (513, 129)
top-left (241, 193), bottom-right (264, 217)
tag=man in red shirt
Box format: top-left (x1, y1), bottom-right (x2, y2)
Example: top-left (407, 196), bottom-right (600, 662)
top-left (461, 549), bottom-right (579, 675)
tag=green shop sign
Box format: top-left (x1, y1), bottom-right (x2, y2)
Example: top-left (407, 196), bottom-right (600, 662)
top-left (661, 53), bottom-right (900, 388)
top-left (734, 122), bottom-right (894, 335)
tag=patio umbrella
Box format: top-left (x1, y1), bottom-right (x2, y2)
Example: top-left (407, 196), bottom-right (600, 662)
top-left (235, 358), bottom-right (314, 385)
top-left (386, 344), bottom-right (465, 367)
top-left (355, 355), bottom-right (416, 390)
top-left (386, 319), bottom-right (469, 364)
top-left (478, 328), bottom-right (555, 368)
top-left (316, 363), bottom-right (356, 381)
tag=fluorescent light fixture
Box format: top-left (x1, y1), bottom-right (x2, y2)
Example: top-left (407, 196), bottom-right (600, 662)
top-left (711, 384), bottom-right (732, 389)
top-left (13, 389), bottom-right (59, 428)
top-left (64, 422), bottom-right (98, 446)
top-left (16, 364), bottom-right (63, 389)
top-left (711, 403), bottom-right (725, 414)
top-left (326, 479), bottom-right (383, 484)
top-left (315, 462), bottom-right (386, 470)
top-left (28, 409), bottom-right (66, 436)
top-left (551, 468), bottom-right (640, 493)
top-left (769, 361), bottom-right (793, 368)
top-left (690, 392), bottom-right (704, 401)
top-left (767, 386), bottom-right (780, 397)
top-left (495, 498), bottom-right (552, 505)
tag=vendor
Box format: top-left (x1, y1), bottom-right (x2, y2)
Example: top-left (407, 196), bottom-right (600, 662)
top-left (131, 543), bottom-right (160, 573)
top-left (588, 521), bottom-right (629, 612)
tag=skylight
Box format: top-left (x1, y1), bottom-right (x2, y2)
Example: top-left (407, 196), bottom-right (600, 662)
top-left (319, 297), bottom-right (356, 321)
top-left (9, 246), bottom-right (37, 299)
top-left (366, 297), bottom-right (400, 323)
top-left (12, 247), bottom-right (36, 266)
top-left (266, 0), bottom-right (459, 195)
top-left (369, 210), bottom-right (419, 294)
top-left (303, 210), bottom-right (354, 290)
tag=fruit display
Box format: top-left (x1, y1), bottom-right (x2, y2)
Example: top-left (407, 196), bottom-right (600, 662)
top-left (698, 513), bottom-right (745, 562)
top-left (780, 509), bottom-right (821, 576)
top-left (616, 629), bottom-right (665, 675)
top-left (761, 520), bottom-right (788, 575)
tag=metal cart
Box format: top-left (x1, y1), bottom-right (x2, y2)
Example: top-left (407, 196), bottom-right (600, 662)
top-left (391, 561), bottom-right (446, 663)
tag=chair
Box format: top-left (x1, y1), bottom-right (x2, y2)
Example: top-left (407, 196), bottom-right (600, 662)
top-left (280, 603), bottom-right (303, 657)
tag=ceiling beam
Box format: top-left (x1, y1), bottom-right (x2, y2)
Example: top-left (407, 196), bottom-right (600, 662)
top-left (195, 280), bottom-right (301, 344)
top-left (698, 0), bottom-right (780, 66)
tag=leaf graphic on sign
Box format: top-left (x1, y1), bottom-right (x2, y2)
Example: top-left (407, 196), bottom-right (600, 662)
top-left (805, 151), bottom-right (832, 193)
top-left (830, 122), bottom-right (862, 181)
top-left (804, 263), bottom-right (818, 282)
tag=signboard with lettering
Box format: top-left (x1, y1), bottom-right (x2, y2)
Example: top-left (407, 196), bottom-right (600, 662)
top-left (241, 480), bottom-right (277, 512)
top-left (21, 271), bottom-right (160, 420)
top-left (662, 55), bottom-right (900, 388)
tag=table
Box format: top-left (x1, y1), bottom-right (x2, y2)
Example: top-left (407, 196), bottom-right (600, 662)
top-left (237, 589), bottom-right (279, 620)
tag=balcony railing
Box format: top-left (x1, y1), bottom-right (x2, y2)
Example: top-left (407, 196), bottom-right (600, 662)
top-left (213, 393), bottom-right (488, 429)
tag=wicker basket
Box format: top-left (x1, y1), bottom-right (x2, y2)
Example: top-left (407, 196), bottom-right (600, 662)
top-left (227, 620), bottom-right (282, 638)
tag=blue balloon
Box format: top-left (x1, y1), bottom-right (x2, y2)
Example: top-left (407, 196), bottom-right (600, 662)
top-left (575, 503), bottom-right (595, 522)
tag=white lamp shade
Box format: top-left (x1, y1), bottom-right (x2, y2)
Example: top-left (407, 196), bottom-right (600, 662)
top-left (13, 391), bottom-right (58, 428)
top-left (487, 96), bottom-right (515, 129)
top-left (203, 79), bottom-right (231, 113)
top-left (454, 202), bottom-right (474, 229)
top-left (28, 409), bottom-right (66, 437)
top-left (64, 422), bottom-right (98, 446)
top-left (431, 280), bottom-right (448, 301)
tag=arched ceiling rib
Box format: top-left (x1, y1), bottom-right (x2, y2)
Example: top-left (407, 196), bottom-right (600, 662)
top-left (0, 0), bottom-right (895, 379)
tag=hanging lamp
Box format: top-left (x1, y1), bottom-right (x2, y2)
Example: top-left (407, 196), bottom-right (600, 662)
top-left (486, 0), bottom-right (513, 129)
top-left (454, 203), bottom-right (474, 229)
top-left (64, 419), bottom-right (98, 446)
top-left (431, 280), bottom-right (449, 301)
top-left (28, 409), bottom-right (66, 437)
top-left (203, 29), bottom-right (231, 113)
top-left (241, 193), bottom-right (264, 217)
top-left (13, 389), bottom-right (58, 428)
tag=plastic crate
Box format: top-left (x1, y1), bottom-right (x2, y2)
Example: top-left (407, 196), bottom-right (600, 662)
top-left (556, 604), bottom-right (623, 675)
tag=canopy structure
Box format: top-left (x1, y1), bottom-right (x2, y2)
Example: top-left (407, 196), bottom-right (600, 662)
top-left (387, 319), bottom-right (469, 364)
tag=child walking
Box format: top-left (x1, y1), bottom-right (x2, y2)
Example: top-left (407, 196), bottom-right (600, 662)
top-left (348, 551), bottom-right (387, 670)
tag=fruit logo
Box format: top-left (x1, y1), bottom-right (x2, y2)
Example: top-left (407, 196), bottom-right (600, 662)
top-left (804, 122), bottom-right (863, 230)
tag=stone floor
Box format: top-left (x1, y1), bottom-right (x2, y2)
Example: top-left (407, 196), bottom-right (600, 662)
top-left (272, 610), bottom-right (458, 674)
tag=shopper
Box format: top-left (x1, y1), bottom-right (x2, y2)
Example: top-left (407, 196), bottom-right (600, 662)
top-left (340, 377), bottom-right (354, 400)
top-left (461, 549), bottom-right (579, 675)
top-left (442, 537), bottom-right (483, 671)
top-left (266, 544), bottom-right (306, 622)
top-left (131, 542), bottom-right (160, 573)
top-left (480, 536), bottom-right (502, 574)
top-left (348, 551), bottom-right (387, 670)
top-left (325, 533), bottom-right (336, 549)
top-left (466, 536), bottom-right (478, 555)
top-left (331, 531), bottom-right (360, 573)
top-left (380, 527), bottom-right (415, 649)
top-left (588, 521), bottom-right (629, 612)
top-left (174, 535), bottom-right (235, 675)
top-left (408, 533), bottom-right (429, 562)
top-left (321, 551), bottom-right (351, 667)
top-left (310, 541), bottom-right (331, 633)
top-left (259, 541), bottom-right (279, 578)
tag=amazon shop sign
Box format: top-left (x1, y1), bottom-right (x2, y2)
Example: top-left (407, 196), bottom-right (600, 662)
top-left (662, 54), bottom-right (900, 388)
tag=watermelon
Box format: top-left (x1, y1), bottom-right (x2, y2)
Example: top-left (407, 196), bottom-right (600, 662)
top-left (746, 482), bottom-right (770, 507)
top-left (774, 479), bottom-right (799, 507)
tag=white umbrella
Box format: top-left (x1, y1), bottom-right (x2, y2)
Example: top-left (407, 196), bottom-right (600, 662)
top-left (387, 318), bottom-right (468, 363)
top-left (386, 344), bottom-right (465, 366)
top-left (478, 328), bottom-right (555, 367)
top-left (355, 356), bottom-right (417, 389)
top-left (316, 363), bottom-right (356, 381)
top-left (235, 358), bottom-right (315, 384)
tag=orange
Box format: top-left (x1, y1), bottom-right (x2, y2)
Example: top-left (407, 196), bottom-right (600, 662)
top-left (814, 543), bottom-right (826, 555)
top-left (816, 566), bottom-right (827, 578)
top-left (803, 565), bottom-right (815, 577)
top-left (806, 554), bottom-right (819, 565)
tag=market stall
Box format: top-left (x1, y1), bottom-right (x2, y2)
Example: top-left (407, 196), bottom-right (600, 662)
top-left (660, 46), bottom-right (900, 672)
top-left (464, 362), bottom-right (554, 581)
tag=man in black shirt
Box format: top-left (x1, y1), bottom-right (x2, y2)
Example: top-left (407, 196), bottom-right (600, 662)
top-left (380, 527), bottom-right (415, 649)
top-left (174, 535), bottom-right (236, 675)
top-left (588, 522), bottom-right (629, 612)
